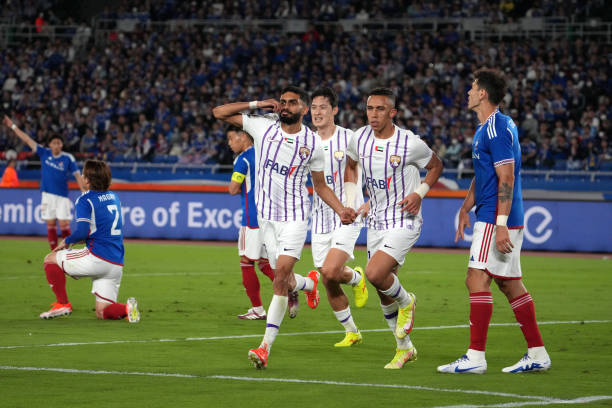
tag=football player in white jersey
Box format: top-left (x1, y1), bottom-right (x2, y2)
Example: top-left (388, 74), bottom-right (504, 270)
top-left (213, 86), bottom-right (356, 369)
top-left (310, 87), bottom-right (369, 348)
top-left (346, 87), bottom-right (443, 369)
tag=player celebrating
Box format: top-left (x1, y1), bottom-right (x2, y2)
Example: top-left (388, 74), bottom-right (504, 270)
top-left (310, 87), bottom-right (368, 347)
top-left (3, 115), bottom-right (86, 249)
top-left (345, 87), bottom-right (443, 369)
top-left (213, 86), bottom-right (356, 369)
top-left (437, 68), bottom-right (551, 374)
top-left (39, 159), bottom-right (140, 323)
top-left (227, 126), bottom-right (275, 320)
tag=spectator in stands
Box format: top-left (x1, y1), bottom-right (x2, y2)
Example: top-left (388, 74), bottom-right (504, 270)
top-left (536, 137), bottom-right (554, 169)
top-left (520, 136), bottom-right (537, 168)
top-left (0, 157), bottom-right (19, 187)
top-left (567, 136), bottom-right (585, 170)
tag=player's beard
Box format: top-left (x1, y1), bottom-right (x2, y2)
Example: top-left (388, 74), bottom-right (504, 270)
top-left (279, 111), bottom-right (301, 125)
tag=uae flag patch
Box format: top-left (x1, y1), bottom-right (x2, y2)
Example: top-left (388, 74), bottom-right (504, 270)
top-left (375, 146), bottom-right (384, 152)
top-left (284, 137), bottom-right (294, 144)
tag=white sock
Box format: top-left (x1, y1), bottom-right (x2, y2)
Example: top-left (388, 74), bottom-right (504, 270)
top-left (261, 295), bottom-right (287, 351)
top-left (380, 302), bottom-right (412, 349)
top-left (528, 346), bottom-right (549, 360)
top-left (466, 348), bottom-right (486, 362)
top-left (294, 273), bottom-right (314, 291)
top-left (380, 274), bottom-right (412, 307)
top-left (253, 305), bottom-right (265, 315)
top-left (346, 267), bottom-right (362, 286)
top-left (333, 307), bottom-right (358, 333)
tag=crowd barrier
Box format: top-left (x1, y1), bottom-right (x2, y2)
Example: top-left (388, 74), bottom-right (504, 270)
top-left (1, 186), bottom-right (610, 253)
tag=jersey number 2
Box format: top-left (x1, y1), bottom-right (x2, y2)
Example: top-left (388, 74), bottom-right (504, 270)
top-left (107, 204), bottom-right (121, 235)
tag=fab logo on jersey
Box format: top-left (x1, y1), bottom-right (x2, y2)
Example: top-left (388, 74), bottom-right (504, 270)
top-left (389, 155), bottom-right (401, 168)
top-left (299, 146), bottom-right (310, 160)
top-left (264, 159), bottom-right (298, 177)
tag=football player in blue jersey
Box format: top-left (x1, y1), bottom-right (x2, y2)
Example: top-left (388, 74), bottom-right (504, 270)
top-left (437, 68), bottom-right (550, 374)
top-left (3, 115), bottom-right (86, 249)
top-left (38, 159), bottom-right (139, 322)
top-left (227, 126), bottom-right (276, 320)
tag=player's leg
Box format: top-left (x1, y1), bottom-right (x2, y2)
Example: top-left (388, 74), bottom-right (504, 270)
top-left (57, 196), bottom-right (73, 240)
top-left (491, 229), bottom-right (550, 372)
top-left (256, 229), bottom-right (275, 281)
top-left (92, 263), bottom-right (140, 323)
top-left (438, 221), bottom-right (496, 374)
top-left (41, 192), bottom-right (58, 250)
top-left (237, 227), bottom-right (266, 320)
top-left (377, 288), bottom-right (417, 369)
top-left (320, 249), bottom-right (362, 347)
top-left (40, 250), bottom-right (72, 319)
top-left (328, 225), bottom-right (368, 308)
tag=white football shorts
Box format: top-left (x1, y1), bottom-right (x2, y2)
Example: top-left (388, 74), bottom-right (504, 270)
top-left (311, 224), bottom-right (362, 268)
top-left (468, 221), bottom-right (523, 279)
top-left (258, 218), bottom-right (308, 269)
top-left (367, 223), bottom-right (422, 266)
top-left (56, 247), bottom-right (123, 303)
top-left (41, 192), bottom-right (73, 221)
top-left (238, 226), bottom-right (267, 260)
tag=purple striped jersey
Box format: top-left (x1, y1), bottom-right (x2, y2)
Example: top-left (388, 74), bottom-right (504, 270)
top-left (347, 125), bottom-right (433, 230)
top-left (311, 126), bottom-right (364, 234)
top-left (242, 114), bottom-right (324, 222)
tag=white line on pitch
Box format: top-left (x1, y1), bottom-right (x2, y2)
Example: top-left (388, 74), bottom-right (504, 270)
top-left (0, 320), bottom-right (609, 350)
top-left (0, 365), bottom-right (585, 403)
top-left (431, 395), bottom-right (612, 408)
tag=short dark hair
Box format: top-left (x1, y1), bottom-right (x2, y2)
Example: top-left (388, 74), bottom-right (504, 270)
top-left (311, 87), bottom-right (338, 107)
top-left (368, 87), bottom-right (396, 108)
top-left (83, 159), bottom-right (112, 191)
top-left (473, 68), bottom-right (507, 106)
top-left (281, 85), bottom-right (310, 106)
top-left (48, 134), bottom-right (64, 145)
top-left (226, 125), bottom-right (253, 143)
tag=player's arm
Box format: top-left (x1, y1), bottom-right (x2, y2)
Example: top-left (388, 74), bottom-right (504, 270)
top-left (228, 171), bottom-right (245, 195)
top-left (398, 152), bottom-right (443, 214)
top-left (54, 198), bottom-right (91, 251)
top-left (3, 115), bottom-right (38, 151)
top-left (455, 178), bottom-right (476, 243)
top-left (343, 156), bottom-right (358, 207)
top-left (212, 99), bottom-right (281, 128)
top-left (74, 172), bottom-right (87, 192)
top-left (494, 163), bottom-right (515, 254)
top-left (312, 170), bottom-right (356, 224)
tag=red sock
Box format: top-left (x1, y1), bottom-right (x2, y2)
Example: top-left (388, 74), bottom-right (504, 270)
top-left (257, 259), bottom-right (275, 281)
top-left (44, 263), bottom-right (68, 304)
top-left (102, 303), bottom-right (128, 320)
top-left (241, 261), bottom-right (262, 307)
top-left (469, 291), bottom-right (493, 351)
top-left (510, 292), bottom-right (544, 348)
top-left (47, 226), bottom-right (58, 250)
top-left (60, 226), bottom-right (71, 239)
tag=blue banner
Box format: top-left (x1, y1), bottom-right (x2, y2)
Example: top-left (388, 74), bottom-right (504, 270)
top-left (0, 189), bottom-right (610, 252)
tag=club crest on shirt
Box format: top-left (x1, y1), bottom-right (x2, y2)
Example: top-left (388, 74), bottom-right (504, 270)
top-left (389, 155), bottom-right (401, 168)
top-left (299, 146), bottom-right (310, 160)
top-left (334, 150), bottom-right (345, 162)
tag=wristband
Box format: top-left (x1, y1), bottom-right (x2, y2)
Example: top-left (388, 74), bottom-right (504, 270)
top-left (249, 101), bottom-right (259, 110)
top-left (11, 124), bottom-right (17, 130)
top-left (414, 183), bottom-right (430, 199)
top-left (496, 215), bottom-right (508, 226)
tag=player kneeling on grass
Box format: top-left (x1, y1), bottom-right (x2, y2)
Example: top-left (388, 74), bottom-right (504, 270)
top-left (40, 159), bottom-right (140, 323)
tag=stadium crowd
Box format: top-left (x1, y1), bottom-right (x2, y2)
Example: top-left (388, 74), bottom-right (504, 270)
top-left (0, 1), bottom-right (610, 171)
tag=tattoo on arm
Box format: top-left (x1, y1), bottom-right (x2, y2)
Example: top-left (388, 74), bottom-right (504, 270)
top-left (499, 182), bottom-right (513, 203)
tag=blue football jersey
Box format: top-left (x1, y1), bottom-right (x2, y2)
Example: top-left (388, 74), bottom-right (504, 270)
top-left (233, 146), bottom-right (258, 228)
top-left (36, 145), bottom-right (79, 197)
top-left (66, 190), bottom-right (125, 265)
top-left (472, 109), bottom-right (524, 227)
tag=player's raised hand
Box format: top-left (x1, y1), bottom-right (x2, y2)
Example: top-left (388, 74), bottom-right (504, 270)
top-left (340, 207), bottom-right (356, 225)
top-left (3, 115), bottom-right (14, 128)
top-left (257, 99), bottom-right (281, 112)
top-left (399, 192), bottom-right (422, 215)
top-left (455, 208), bottom-right (471, 242)
top-left (495, 226), bottom-right (514, 254)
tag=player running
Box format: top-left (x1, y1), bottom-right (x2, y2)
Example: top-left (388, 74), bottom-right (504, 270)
top-left (437, 68), bottom-right (551, 374)
top-left (213, 86), bottom-right (356, 369)
top-left (310, 87), bottom-right (368, 347)
top-left (39, 159), bottom-right (140, 323)
top-left (345, 87), bottom-right (443, 369)
top-left (3, 115), bottom-right (86, 250)
top-left (227, 126), bottom-right (275, 320)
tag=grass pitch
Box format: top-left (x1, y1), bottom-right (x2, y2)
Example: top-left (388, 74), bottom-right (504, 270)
top-left (0, 239), bottom-right (611, 407)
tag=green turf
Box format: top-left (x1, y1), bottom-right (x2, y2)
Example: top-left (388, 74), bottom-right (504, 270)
top-left (1, 240), bottom-right (611, 407)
